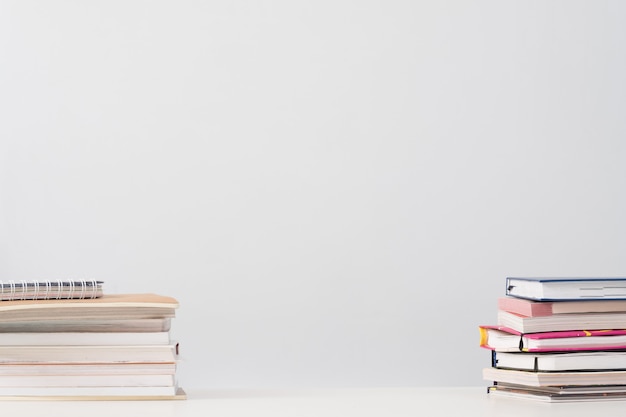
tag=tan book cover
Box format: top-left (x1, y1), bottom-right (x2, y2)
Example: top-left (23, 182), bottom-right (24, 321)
top-left (0, 294), bottom-right (179, 323)
top-left (0, 294), bottom-right (179, 311)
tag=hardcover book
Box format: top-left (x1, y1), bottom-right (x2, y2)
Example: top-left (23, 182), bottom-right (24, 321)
top-left (497, 296), bottom-right (626, 317)
top-left (479, 325), bottom-right (626, 352)
top-left (491, 350), bottom-right (626, 372)
top-left (483, 367), bottom-right (626, 387)
top-left (505, 277), bottom-right (626, 301)
top-left (487, 383), bottom-right (626, 402)
top-left (496, 309), bottom-right (626, 333)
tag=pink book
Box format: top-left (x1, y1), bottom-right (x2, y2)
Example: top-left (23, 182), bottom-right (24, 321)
top-left (498, 296), bottom-right (626, 317)
top-left (479, 325), bottom-right (626, 352)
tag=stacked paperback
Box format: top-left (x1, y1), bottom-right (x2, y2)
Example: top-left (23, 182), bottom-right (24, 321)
top-left (0, 280), bottom-right (185, 400)
top-left (480, 277), bottom-right (626, 402)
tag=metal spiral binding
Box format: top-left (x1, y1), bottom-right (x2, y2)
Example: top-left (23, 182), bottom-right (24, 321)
top-left (0, 279), bottom-right (102, 300)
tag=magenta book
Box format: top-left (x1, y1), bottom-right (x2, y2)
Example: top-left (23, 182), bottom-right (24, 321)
top-left (479, 325), bottom-right (626, 352)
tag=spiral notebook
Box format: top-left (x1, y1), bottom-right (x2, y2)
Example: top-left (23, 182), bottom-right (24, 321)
top-left (0, 280), bottom-right (103, 301)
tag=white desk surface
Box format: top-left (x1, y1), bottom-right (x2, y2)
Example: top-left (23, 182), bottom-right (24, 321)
top-left (2, 386), bottom-right (626, 416)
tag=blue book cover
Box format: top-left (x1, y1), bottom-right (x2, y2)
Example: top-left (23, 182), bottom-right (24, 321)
top-left (505, 277), bottom-right (626, 301)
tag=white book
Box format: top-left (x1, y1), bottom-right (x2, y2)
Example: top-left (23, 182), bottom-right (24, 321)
top-left (0, 344), bottom-right (179, 364)
top-left (0, 385), bottom-right (181, 398)
top-left (484, 367), bottom-right (626, 387)
top-left (0, 363), bottom-right (176, 376)
top-left (0, 374), bottom-right (175, 387)
top-left (0, 318), bottom-right (172, 333)
top-left (494, 351), bottom-right (626, 372)
top-left (0, 332), bottom-right (170, 346)
top-left (505, 277), bottom-right (626, 301)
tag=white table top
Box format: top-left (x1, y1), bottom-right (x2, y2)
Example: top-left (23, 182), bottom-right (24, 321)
top-left (2, 386), bottom-right (626, 416)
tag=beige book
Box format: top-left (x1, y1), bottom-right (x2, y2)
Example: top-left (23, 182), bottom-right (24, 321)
top-left (0, 294), bottom-right (178, 322)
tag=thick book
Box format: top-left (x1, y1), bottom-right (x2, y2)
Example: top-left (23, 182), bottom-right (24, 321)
top-left (483, 367), bottom-right (626, 387)
top-left (496, 309), bottom-right (626, 333)
top-left (492, 350), bottom-right (626, 372)
top-left (479, 325), bottom-right (626, 352)
top-left (0, 293), bottom-right (178, 323)
top-left (505, 277), bottom-right (626, 301)
top-left (487, 383), bottom-right (626, 403)
top-left (498, 296), bottom-right (626, 317)
top-left (0, 280), bottom-right (103, 301)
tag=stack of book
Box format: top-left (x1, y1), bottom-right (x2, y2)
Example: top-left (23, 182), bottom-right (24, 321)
top-left (480, 277), bottom-right (626, 402)
top-left (0, 280), bottom-right (185, 400)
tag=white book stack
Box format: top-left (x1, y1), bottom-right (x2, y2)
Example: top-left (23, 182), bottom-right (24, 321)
top-left (0, 281), bottom-right (185, 400)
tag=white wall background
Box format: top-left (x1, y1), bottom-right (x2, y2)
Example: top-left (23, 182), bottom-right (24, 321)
top-left (1, 0), bottom-right (625, 389)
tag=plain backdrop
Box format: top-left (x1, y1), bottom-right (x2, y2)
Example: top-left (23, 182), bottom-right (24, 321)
top-left (1, 1), bottom-right (625, 389)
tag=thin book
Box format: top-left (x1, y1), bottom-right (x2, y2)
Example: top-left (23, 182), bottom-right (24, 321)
top-left (0, 331), bottom-right (171, 346)
top-left (497, 296), bottom-right (626, 317)
top-left (491, 350), bottom-right (626, 372)
top-left (0, 386), bottom-right (186, 400)
top-left (0, 344), bottom-right (179, 364)
top-left (487, 383), bottom-right (626, 403)
top-left (483, 367), bottom-right (626, 387)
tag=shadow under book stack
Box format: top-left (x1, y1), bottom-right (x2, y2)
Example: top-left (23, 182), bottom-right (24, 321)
top-left (0, 280), bottom-right (185, 400)
top-left (480, 277), bottom-right (626, 403)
